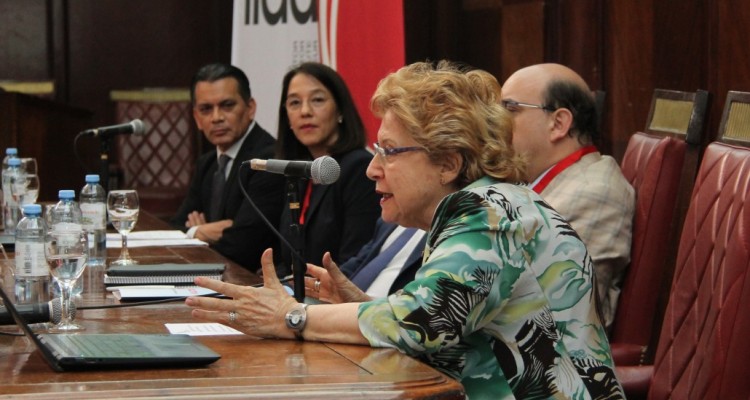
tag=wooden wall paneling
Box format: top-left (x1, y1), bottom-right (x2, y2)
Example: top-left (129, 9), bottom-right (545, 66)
top-left (603, 0), bottom-right (654, 161)
top-left (459, 1), bottom-right (503, 78)
top-left (544, 0), bottom-right (604, 90)
top-left (403, 0), bottom-right (434, 64)
top-left (0, 0), bottom-right (50, 80)
top-left (0, 91), bottom-right (95, 202)
top-left (500, 0), bottom-right (546, 81)
top-left (65, 0), bottom-right (232, 131)
top-left (404, 0), bottom-right (462, 64)
top-left (51, 0), bottom-right (69, 103)
top-left (404, 0), bottom-right (502, 80)
top-left (652, 0), bottom-right (708, 94)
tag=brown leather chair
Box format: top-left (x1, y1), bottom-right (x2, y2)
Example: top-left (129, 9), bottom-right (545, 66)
top-left (110, 88), bottom-right (201, 221)
top-left (615, 92), bottom-right (750, 399)
top-left (611, 89), bottom-right (709, 366)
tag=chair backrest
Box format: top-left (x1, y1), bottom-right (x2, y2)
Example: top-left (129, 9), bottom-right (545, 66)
top-left (645, 89), bottom-right (709, 144)
top-left (648, 138), bottom-right (750, 399)
top-left (716, 90), bottom-right (750, 146)
top-left (611, 89), bottom-right (709, 356)
top-left (110, 88), bottom-right (200, 219)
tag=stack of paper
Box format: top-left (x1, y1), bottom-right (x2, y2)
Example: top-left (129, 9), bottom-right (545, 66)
top-left (105, 263), bottom-right (225, 302)
top-left (106, 230), bottom-right (208, 248)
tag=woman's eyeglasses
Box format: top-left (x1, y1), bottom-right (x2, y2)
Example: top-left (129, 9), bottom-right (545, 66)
top-left (373, 142), bottom-right (426, 162)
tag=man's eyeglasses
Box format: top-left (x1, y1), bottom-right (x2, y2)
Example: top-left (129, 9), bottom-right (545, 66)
top-left (373, 142), bottom-right (426, 162)
top-left (501, 99), bottom-right (556, 113)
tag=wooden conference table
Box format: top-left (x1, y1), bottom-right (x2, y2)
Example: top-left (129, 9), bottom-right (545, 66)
top-left (0, 212), bottom-right (464, 399)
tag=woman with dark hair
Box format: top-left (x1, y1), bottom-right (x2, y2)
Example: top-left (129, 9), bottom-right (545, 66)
top-left (273, 62), bottom-right (381, 277)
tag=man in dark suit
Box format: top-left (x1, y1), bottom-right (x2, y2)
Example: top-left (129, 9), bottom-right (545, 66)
top-left (338, 218), bottom-right (426, 296)
top-left (171, 63), bottom-right (285, 270)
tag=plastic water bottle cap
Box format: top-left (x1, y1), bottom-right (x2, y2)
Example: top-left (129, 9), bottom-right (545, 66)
top-left (22, 204), bottom-right (42, 215)
top-left (6, 148), bottom-right (18, 155)
top-left (85, 174), bottom-right (100, 183)
top-left (8, 158), bottom-right (21, 166)
top-left (58, 189), bottom-right (76, 199)
top-left (22, 204), bottom-right (42, 216)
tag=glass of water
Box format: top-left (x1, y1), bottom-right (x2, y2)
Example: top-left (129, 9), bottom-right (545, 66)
top-left (45, 227), bottom-right (87, 332)
top-left (19, 174), bottom-right (40, 205)
top-left (19, 157), bottom-right (38, 175)
top-left (107, 190), bottom-right (139, 266)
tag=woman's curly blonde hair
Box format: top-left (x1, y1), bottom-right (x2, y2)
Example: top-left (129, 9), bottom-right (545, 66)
top-left (370, 61), bottom-right (525, 187)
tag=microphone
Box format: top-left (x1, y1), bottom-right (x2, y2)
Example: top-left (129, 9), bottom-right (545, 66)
top-left (246, 156), bottom-right (341, 185)
top-left (80, 119), bottom-right (145, 138)
top-left (0, 298), bottom-right (76, 325)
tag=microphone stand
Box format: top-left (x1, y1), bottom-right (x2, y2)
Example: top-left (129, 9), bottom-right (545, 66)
top-left (99, 135), bottom-right (111, 191)
top-left (285, 177), bottom-right (306, 302)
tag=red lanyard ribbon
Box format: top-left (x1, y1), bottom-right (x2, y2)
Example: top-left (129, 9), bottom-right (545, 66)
top-left (531, 145), bottom-right (597, 194)
top-left (299, 180), bottom-right (313, 225)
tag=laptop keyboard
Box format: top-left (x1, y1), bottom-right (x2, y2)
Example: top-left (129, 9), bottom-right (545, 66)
top-left (56, 334), bottom-right (155, 357)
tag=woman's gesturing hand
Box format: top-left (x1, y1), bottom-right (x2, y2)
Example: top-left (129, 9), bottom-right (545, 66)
top-left (304, 252), bottom-right (371, 304)
top-left (185, 248), bottom-right (299, 340)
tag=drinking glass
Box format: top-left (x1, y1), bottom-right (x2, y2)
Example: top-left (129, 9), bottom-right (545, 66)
top-left (107, 190), bottom-right (139, 266)
top-left (19, 174), bottom-right (40, 205)
top-left (19, 157), bottom-right (38, 175)
top-left (45, 227), bottom-right (87, 332)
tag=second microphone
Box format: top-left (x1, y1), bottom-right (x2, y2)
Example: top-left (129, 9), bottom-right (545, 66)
top-left (246, 156), bottom-right (341, 185)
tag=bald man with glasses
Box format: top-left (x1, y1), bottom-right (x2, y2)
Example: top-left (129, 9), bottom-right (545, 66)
top-left (501, 63), bottom-right (635, 331)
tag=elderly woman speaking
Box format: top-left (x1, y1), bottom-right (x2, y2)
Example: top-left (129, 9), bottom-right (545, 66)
top-left (186, 61), bottom-right (623, 399)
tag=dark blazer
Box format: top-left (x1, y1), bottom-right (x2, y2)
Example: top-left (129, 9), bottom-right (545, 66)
top-left (339, 218), bottom-right (426, 295)
top-left (171, 123), bottom-right (285, 270)
top-left (276, 148), bottom-right (381, 277)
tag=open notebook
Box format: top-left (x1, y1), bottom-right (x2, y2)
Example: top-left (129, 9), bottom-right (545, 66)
top-left (0, 286), bottom-right (220, 371)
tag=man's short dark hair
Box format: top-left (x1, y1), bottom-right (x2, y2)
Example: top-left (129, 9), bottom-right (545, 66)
top-left (190, 63), bottom-right (252, 105)
top-left (542, 80), bottom-right (599, 145)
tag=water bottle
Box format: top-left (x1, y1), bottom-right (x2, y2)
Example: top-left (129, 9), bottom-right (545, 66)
top-left (14, 204), bottom-right (50, 304)
top-left (80, 175), bottom-right (107, 267)
top-left (1, 147), bottom-right (19, 230)
top-left (50, 190), bottom-right (84, 296)
top-left (2, 157), bottom-right (23, 235)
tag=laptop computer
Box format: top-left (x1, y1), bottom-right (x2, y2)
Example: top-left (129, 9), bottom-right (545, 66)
top-left (0, 286), bottom-right (220, 371)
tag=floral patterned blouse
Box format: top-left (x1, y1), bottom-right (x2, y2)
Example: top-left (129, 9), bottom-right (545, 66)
top-left (358, 177), bottom-right (624, 399)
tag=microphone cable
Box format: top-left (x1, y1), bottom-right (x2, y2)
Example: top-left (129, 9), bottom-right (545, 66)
top-left (73, 131), bottom-right (92, 172)
top-left (236, 162), bottom-right (308, 267)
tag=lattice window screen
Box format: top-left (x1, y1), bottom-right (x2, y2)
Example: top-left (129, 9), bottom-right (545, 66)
top-left (110, 89), bottom-right (199, 218)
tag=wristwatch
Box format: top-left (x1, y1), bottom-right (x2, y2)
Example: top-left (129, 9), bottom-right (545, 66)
top-left (285, 303), bottom-right (309, 340)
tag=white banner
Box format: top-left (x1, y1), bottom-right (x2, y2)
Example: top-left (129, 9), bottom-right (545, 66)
top-left (233, 0), bottom-right (404, 143)
top-left (231, 0), bottom-right (319, 136)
